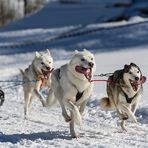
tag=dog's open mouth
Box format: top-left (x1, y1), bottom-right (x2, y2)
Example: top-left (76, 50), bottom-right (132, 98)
top-left (75, 65), bottom-right (92, 81)
top-left (129, 76), bottom-right (146, 91)
top-left (41, 68), bottom-right (54, 79)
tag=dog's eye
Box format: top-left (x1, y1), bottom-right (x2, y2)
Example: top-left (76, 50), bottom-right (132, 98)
top-left (91, 58), bottom-right (93, 61)
top-left (81, 58), bottom-right (85, 62)
top-left (49, 61), bottom-right (51, 64)
top-left (137, 71), bottom-right (140, 73)
top-left (41, 62), bottom-right (44, 65)
top-left (129, 71), bottom-right (132, 74)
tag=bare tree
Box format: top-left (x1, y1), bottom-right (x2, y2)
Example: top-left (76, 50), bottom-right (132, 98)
top-left (0, 0), bottom-right (47, 27)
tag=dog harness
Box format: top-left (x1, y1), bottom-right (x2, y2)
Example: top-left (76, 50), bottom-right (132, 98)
top-left (121, 88), bottom-right (138, 104)
top-left (57, 68), bottom-right (84, 102)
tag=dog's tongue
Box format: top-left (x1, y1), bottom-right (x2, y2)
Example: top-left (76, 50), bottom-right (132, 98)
top-left (42, 68), bottom-right (54, 79)
top-left (84, 68), bottom-right (91, 75)
top-left (75, 66), bottom-right (92, 81)
top-left (134, 76), bottom-right (146, 85)
top-left (140, 76), bottom-right (146, 84)
top-left (131, 76), bottom-right (146, 91)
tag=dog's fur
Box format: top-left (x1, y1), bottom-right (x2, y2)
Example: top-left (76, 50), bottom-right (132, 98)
top-left (46, 49), bottom-right (96, 138)
top-left (100, 63), bottom-right (145, 131)
top-left (20, 49), bottom-right (53, 118)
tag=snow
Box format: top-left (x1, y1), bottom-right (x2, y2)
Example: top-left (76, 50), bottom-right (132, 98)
top-left (0, 0), bottom-right (148, 147)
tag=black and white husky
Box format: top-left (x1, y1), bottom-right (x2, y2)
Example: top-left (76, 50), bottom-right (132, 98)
top-left (101, 63), bottom-right (146, 131)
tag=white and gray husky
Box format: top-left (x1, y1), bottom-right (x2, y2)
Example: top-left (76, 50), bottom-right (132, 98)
top-left (20, 49), bottom-right (53, 119)
top-left (46, 49), bottom-right (96, 138)
top-left (101, 63), bottom-right (146, 131)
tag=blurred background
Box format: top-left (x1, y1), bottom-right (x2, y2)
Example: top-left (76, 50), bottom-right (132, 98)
top-left (1, 0), bottom-right (148, 55)
top-left (1, 0), bottom-right (148, 27)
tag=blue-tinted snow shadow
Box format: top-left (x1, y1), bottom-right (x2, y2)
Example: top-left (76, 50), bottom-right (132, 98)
top-left (1, 21), bottom-right (148, 55)
top-left (136, 106), bottom-right (148, 124)
top-left (0, 130), bottom-right (71, 144)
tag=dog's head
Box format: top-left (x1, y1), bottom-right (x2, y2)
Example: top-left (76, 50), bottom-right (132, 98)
top-left (69, 49), bottom-right (96, 82)
top-left (123, 63), bottom-right (146, 91)
top-left (33, 49), bottom-right (53, 79)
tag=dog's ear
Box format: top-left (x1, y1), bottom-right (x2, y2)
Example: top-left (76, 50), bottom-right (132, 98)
top-left (74, 50), bottom-right (79, 54)
top-left (83, 49), bottom-right (89, 53)
top-left (46, 49), bottom-right (51, 56)
top-left (124, 64), bottom-right (128, 68)
top-left (35, 51), bottom-right (41, 58)
top-left (130, 63), bottom-right (137, 67)
top-left (130, 63), bottom-right (142, 75)
top-left (124, 64), bottom-right (129, 72)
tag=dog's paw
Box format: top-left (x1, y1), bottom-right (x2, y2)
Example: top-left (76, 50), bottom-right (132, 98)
top-left (64, 116), bottom-right (71, 122)
top-left (71, 134), bottom-right (80, 139)
top-left (120, 120), bottom-right (128, 132)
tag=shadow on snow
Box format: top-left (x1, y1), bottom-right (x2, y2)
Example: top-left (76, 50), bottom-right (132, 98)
top-left (0, 130), bottom-right (71, 144)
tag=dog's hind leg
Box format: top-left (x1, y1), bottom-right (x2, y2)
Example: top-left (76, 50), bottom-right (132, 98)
top-left (24, 91), bottom-right (32, 119)
top-left (70, 110), bottom-right (79, 138)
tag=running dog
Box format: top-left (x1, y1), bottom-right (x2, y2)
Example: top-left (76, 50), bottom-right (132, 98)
top-left (100, 63), bottom-right (146, 131)
top-left (46, 49), bottom-right (96, 138)
top-left (20, 49), bottom-right (53, 119)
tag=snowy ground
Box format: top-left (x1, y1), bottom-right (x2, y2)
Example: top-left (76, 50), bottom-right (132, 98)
top-left (0, 49), bottom-right (148, 148)
top-left (0, 0), bottom-right (148, 148)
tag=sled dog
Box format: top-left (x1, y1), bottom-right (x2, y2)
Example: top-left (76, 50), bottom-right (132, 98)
top-left (100, 63), bottom-right (146, 131)
top-left (46, 49), bottom-right (96, 138)
top-left (20, 49), bottom-right (53, 118)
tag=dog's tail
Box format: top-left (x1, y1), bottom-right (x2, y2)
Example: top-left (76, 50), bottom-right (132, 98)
top-left (69, 101), bottom-right (81, 126)
top-left (100, 97), bottom-right (115, 108)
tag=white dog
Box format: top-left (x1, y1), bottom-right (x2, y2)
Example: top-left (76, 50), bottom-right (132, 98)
top-left (46, 49), bottom-right (96, 138)
top-left (100, 63), bottom-right (146, 131)
top-left (20, 49), bottom-right (53, 119)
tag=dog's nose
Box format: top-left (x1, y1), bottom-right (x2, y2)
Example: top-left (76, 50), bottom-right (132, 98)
top-left (46, 66), bottom-right (50, 70)
top-left (135, 77), bottom-right (139, 81)
top-left (89, 62), bottom-right (94, 68)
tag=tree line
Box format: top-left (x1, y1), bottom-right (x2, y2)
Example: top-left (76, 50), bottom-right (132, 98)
top-left (0, 0), bottom-right (47, 27)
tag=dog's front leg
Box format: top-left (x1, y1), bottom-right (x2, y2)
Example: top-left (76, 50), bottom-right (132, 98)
top-left (34, 81), bottom-right (46, 107)
top-left (121, 120), bottom-right (127, 132)
top-left (79, 100), bottom-right (88, 115)
top-left (131, 96), bottom-right (140, 115)
top-left (70, 110), bottom-right (79, 138)
top-left (119, 103), bottom-right (137, 123)
top-left (58, 98), bottom-right (71, 122)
